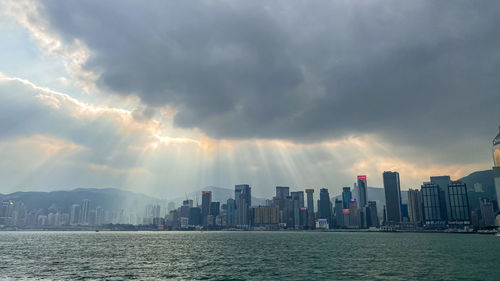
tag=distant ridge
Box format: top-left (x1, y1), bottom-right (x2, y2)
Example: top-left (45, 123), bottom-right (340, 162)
top-left (0, 188), bottom-right (160, 213)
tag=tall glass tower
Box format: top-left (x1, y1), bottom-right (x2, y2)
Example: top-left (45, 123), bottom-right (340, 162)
top-left (493, 126), bottom-right (500, 167)
top-left (492, 126), bottom-right (500, 210)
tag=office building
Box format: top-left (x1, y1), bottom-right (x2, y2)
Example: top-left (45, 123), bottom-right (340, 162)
top-left (80, 199), bottom-right (90, 225)
top-left (201, 191), bottom-right (212, 227)
top-left (421, 182), bottom-right (446, 228)
top-left (407, 189), bottom-right (423, 225)
top-left (492, 126), bottom-right (500, 210)
top-left (252, 206), bottom-right (279, 225)
top-left (305, 189), bottom-right (315, 229)
top-left (183, 200), bottom-right (193, 207)
top-left (430, 176), bottom-right (451, 221)
top-left (366, 201), bottom-right (379, 228)
top-left (235, 184), bottom-right (252, 207)
top-left (305, 189), bottom-right (314, 213)
top-left (70, 204), bottom-right (81, 225)
top-left (188, 207), bottom-right (201, 226)
top-left (235, 185), bottom-right (251, 226)
top-left (342, 187), bottom-right (352, 209)
top-left (333, 198), bottom-right (344, 228)
top-left (479, 198), bottom-right (496, 227)
top-left (226, 198), bottom-right (236, 226)
top-left (291, 191), bottom-right (305, 228)
top-left (447, 181), bottom-right (470, 227)
top-left (275, 186), bottom-right (290, 224)
top-left (348, 199), bottom-right (360, 228)
top-left (383, 171), bottom-right (402, 224)
top-left (357, 175), bottom-right (368, 208)
top-left (318, 188), bottom-right (332, 226)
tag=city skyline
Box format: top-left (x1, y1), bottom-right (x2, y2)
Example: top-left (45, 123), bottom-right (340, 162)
top-left (0, 1), bottom-right (499, 198)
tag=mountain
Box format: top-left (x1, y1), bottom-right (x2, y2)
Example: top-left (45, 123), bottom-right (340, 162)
top-left (171, 186), bottom-right (268, 207)
top-left (459, 169), bottom-right (496, 210)
top-left (0, 188), bottom-right (160, 214)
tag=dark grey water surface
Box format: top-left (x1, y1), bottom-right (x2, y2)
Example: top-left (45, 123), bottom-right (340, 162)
top-left (0, 231), bottom-right (499, 280)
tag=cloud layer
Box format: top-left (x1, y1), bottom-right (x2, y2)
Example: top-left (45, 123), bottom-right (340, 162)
top-left (0, 1), bottom-right (498, 196)
top-left (9, 0), bottom-right (498, 145)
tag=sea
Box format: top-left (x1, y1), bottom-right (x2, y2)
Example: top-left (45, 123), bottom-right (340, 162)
top-left (0, 231), bottom-right (499, 280)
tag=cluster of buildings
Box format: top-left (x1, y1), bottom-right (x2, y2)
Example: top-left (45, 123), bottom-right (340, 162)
top-left (159, 127), bottom-right (500, 231)
top-left (1, 127), bottom-right (500, 232)
top-left (0, 199), bottom-right (144, 229)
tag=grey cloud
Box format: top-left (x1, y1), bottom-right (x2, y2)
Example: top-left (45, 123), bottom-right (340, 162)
top-left (31, 1), bottom-right (500, 155)
top-left (0, 78), bottom-right (152, 170)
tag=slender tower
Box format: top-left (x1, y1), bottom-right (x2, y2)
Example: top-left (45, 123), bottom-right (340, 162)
top-left (492, 126), bottom-right (500, 211)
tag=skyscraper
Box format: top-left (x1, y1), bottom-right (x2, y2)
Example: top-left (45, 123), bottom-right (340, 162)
top-left (275, 186), bottom-right (290, 224)
top-left (407, 189), bottom-right (423, 226)
top-left (70, 204), bottom-right (81, 225)
top-left (276, 186), bottom-right (290, 200)
top-left (383, 171), bottom-right (402, 224)
top-left (447, 181), bottom-right (470, 227)
top-left (235, 184), bottom-right (252, 207)
top-left (366, 201), bottom-right (379, 228)
top-left (492, 126), bottom-right (500, 210)
top-left (291, 191), bottom-right (305, 228)
top-left (479, 198), bottom-right (496, 227)
top-left (80, 199), bottom-right (90, 225)
top-left (421, 182), bottom-right (446, 228)
top-left (357, 175), bottom-right (368, 208)
top-left (305, 189), bottom-right (315, 229)
top-left (318, 188), bottom-right (332, 226)
top-left (235, 184), bottom-right (251, 226)
top-left (430, 176), bottom-right (451, 221)
top-left (305, 189), bottom-right (314, 213)
top-left (342, 187), bottom-right (352, 209)
top-left (201, 191), bottom-right (212, 227)
top-left (226, 198), bottom-right (236, 226)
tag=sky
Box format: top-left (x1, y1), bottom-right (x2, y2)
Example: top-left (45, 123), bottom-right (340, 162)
top-left (0, 0), bottom-right (499, 199)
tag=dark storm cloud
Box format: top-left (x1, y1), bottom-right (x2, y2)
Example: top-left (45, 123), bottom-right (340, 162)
top-left (34, 0), bottom-right (500, 147)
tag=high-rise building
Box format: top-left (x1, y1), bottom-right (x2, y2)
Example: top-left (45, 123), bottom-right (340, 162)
top-left (80, 199), bottom-right (90, 225)
top-left (235, 184), bottom-right (252, 207)
top-left (383, 171), bottom-right (402, 224)
top-left (201, 191), bottom-right (212, 227)
top-left (333, 199), bottom-right (343, 228)
top-left (95, 206), bottom-right (104, 226)
top-left (183, 200), bottom-right (193, 207)
top-left (70, 204), bottom-right (81, 225)
top-left (226, 198), bottom-right (236, 226)
top-left (342, 187), bottom-right (352, 209)
top-left (407, 189), bottom-right (423, 226)
top-left (479, 198), bottom-right (496, 227)
top-left (188, 207), bottom-right (201, 226)
top-left (305, 189), bottom-right (314, 213)
top-left (291, 191), bottom-right (305, 228)
top-left (252, 206), bottom-right (279, 225)
top-left (305, 189), bottom-right (315, 229)
top-left (421, 182), bottom-right (446, 228)
top-left (430, 176), bottom-right (451, 221)
top-left (348, 199), bottom-right (360, 228)
top-left (235, 184), bottom-right (251, 227)
top-left (275, 186), bottom-right (290, 225)
top-left (276, 186), bottom-right (290, 200)
top-left (447, 181), bottom-right (470, 227)
top-left (492, 126), bottom-right (500, 210)
top-left (318, 188), bottom-right (332, 227)
top-left (357, 175), bottom-right (368, 208)
top-left (366, 201), bottom-right (379, 228)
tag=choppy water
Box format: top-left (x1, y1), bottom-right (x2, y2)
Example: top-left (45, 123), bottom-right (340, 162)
top-left (0, 231), bottom-right (499, 280)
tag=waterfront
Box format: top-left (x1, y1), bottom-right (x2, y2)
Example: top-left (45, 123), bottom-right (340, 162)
top-left (1, 231), bottom-right (499, 280)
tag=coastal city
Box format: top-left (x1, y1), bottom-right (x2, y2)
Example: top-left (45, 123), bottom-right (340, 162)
top-left (1, 127), bottom-right (500, 233)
